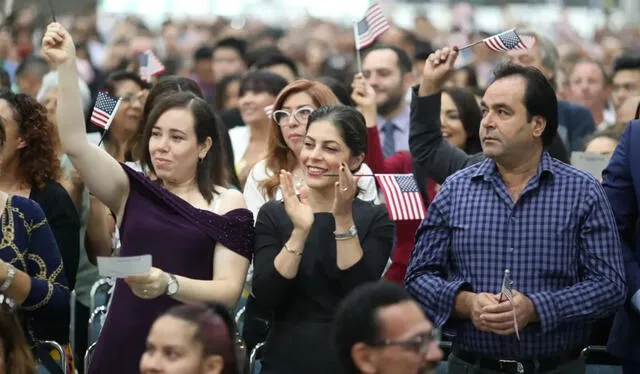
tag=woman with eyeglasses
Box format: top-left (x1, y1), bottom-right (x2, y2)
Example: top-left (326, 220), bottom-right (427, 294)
top-left (252, 104), bottom-right (393, 374)
top-left (0, 117), bottom-right (70, 370)
top-left (243, 79), bottom-right (378, 218)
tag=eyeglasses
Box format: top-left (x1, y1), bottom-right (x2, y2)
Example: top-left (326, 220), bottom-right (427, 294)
top-left (371, 329), bottom-right (440, 356)
top-left (120, 92), bottom-right (146, 104)
top-left (272, 107), bottom-right (314, 126)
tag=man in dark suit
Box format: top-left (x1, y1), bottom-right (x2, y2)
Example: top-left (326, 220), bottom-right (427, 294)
top-left (603, 120), bottom-right (640, 374)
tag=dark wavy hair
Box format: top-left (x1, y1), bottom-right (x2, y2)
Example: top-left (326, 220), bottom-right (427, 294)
top-left (0, 90), bottom-right (62, 189)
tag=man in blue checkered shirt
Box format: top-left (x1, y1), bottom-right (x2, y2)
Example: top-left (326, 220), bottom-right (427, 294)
top-left (406, 60), bottom-right (626, 374)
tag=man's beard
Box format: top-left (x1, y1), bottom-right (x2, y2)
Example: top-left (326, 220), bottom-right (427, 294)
top-left (377, 88), bottom-right (405, 117)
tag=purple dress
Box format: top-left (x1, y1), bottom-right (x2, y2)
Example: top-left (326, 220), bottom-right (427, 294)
top-left (89, 165), bottom-right (254, 374)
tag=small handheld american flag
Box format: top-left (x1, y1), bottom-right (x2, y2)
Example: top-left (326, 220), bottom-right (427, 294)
top-left (459, 29), bottom-right (534, 53)
top-left (375, 174), bottom-right (426, 221)
top-left (354, 2), bottom-right (390, 50)
top-left (500, 269), bottom-right (520, 341)
top-left (90, 91), bottom-right (122, 131)
top-left (139, 50), bottom-right (165, 83)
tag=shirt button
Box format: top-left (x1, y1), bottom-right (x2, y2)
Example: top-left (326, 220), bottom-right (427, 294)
top-left (508, 247), bottom-right (514, 252)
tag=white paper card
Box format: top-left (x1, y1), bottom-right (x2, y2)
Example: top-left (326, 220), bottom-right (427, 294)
top-left (570, 152), bottom-right (611, 180)
top-left (97, 255), bottom-right (152, 278)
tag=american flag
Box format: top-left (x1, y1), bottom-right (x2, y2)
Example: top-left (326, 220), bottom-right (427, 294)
top-left (375, 174), bottom-right (426, 221)
top-left (90, 91), bottom-right (122, 130)
top-left (500, 269), bottom-right (520, 340)
top-left (139, 50), bottom-right (165, 82)
top-left (482, 29), bottom-right (534, 52)
top-left (354, 2), bottom-right (390, 50)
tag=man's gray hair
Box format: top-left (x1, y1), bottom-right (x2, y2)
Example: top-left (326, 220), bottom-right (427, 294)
top-left (518, 29), bottom-right (559, 75)
top-left (36, 71), bottom-right (93, 114)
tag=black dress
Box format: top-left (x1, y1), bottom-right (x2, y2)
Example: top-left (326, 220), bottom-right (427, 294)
top-left (252, 199), bottom-right (394, 374)
top-left (30, 179), bottom-right (80, 291)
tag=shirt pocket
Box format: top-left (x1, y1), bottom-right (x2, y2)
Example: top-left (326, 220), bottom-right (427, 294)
top-left (535, 220), bottom-right (579, 285)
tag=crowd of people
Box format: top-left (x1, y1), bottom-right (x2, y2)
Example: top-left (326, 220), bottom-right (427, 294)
top-left (0, 3), bottom-right (639, 374)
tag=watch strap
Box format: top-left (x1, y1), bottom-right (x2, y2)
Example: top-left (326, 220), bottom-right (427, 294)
top-left (334, 225), bottom-right (357, 240)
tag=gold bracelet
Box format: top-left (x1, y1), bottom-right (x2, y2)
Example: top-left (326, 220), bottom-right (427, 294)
top-left (284, 243), bottom-right (303, 257)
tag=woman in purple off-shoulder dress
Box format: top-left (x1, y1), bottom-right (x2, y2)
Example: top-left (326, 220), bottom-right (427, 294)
top-left (43, 23), bottom-right (254, 373)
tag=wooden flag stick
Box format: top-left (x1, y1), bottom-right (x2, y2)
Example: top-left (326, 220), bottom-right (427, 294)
top-left (353, 23), bottom-right (363, 73)
top-left (457, 39), bottom-right (483, 51)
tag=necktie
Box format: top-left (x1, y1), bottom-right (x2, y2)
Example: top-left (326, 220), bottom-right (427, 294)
top-left (382, 121), bottom-right (396, 158)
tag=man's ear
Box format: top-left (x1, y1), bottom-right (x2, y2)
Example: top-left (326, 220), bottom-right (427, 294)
top-left (531, 115), bottom-right (547, 140)
top-left (351, 342), bottom-right (378, 374)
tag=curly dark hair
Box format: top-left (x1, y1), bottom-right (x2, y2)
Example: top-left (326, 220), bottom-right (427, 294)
top-left (0, 90), bottom-right (62, 189)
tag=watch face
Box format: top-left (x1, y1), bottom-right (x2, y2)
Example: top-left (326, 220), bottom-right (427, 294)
top-left (168, 282), bottom-right (178, 294)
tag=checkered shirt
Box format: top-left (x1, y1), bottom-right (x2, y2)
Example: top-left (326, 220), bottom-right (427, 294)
top-left (405, 152), bottom-right (626, 359)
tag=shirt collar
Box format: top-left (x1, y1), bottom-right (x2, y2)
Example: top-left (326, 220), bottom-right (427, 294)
top-left (471, 151), bottom-right (555, 182)
top-left (377, 105), bottom-right (411, 133)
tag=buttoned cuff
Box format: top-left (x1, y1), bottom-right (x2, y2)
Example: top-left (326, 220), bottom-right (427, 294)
top-left (529, 291), bottom-right (559, 333)
top-left (435, 280), bottom-right (472, 328)
top-left (631, 289), bottom-right (640, 314)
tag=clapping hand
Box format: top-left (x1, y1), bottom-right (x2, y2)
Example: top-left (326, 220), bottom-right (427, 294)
top-left (41, 23), bottom-right (76, 68)
top-left (280, 170), bottom-right (314, 232)
top-left (418, 47), bottom-right (459, 96)
top-left (332, 162), bottom-right (359, 219)
top-left (125, 267), bottom-right (170, 300)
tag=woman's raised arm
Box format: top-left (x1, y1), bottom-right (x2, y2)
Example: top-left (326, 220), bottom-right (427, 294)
top-left (42, 23), bottom-right (130, 216)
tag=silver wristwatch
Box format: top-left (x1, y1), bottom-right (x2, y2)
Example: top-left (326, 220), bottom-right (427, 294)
top-left (0, 264), bottom-right (16, 292)
top-left (334, 225), bottom-right (358, 240)
top-left (166, 273), bottom-right (179, 296)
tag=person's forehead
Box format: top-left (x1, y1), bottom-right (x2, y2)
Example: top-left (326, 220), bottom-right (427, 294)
top-left (613, 69), bottom-right (640, 84)
top-left (214, 47), bottom-right (241, 59)
top-left (115, 79), bottom-right (142, 93)
top-left (282, 92), bottom-right (314, 108)
top-left (571, 61), bottom-right (603, 79)
top-left (376, 301), bottom-right (431, 339)
top-left (484, 76), bottom-right (526, 104)
top-left (507, 46), bottom-right (539, 60)
top-left (306, 120), bottom-right (343, 141)
top-left (156, 108), bottom-right (195, 129)
top-left (363, 49), bottom-right (399, 70)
